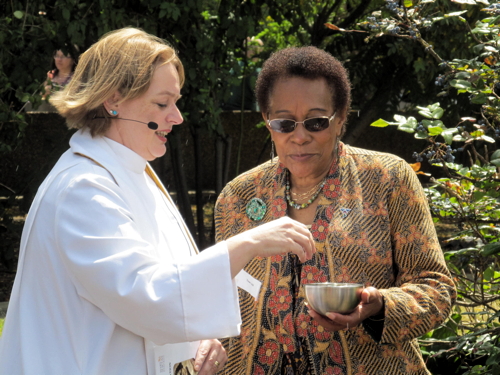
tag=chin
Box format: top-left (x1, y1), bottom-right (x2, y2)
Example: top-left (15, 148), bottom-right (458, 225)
top-left (148, 146), bottom-right (167, 161)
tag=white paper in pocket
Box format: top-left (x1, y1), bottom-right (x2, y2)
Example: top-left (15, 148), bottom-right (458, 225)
top-left (235, 269), bottom-right (262, 300)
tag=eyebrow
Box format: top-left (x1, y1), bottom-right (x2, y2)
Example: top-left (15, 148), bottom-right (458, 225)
top-left (156, 90), bottom-right (182, 100)
top-left (274, 108), bottom-right (328, 115)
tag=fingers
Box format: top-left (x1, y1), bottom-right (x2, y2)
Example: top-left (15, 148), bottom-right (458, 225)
top-left (359, 287), bottom-right (384, 317)
top-left (228, 216), bottom-right (316, 269)
top-left (275, 217), bottom-right (316, 262)
top-left (195, 340), bottom-right (227, 375)
top-left (308, 308), bottom-right (350, 332)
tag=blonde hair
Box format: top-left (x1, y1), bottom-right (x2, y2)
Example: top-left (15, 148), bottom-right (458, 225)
top-left (51, 27), bottom-right (185, 136)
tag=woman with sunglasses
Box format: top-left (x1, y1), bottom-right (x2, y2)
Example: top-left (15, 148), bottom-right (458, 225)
top-left (214, 46), bottom-right (456, 374)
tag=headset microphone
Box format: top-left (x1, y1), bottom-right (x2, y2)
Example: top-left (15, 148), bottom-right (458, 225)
top-left (146, 122), bottom-right (159, 130)
top-left (114, 117), bottom-right (159, 130)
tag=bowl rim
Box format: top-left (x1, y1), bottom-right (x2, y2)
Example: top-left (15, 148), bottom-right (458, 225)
top-left (304, 282), bottom-right (364, 288)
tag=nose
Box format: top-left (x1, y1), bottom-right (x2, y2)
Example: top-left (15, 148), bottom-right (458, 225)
top-left (169, 104), bottom-right (183, 126)
top-left (291, 122), bottom-right (310, 145)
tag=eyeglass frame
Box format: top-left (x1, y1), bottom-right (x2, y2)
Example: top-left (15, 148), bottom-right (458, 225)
top-left (266, 112), bottom-right (337, 133)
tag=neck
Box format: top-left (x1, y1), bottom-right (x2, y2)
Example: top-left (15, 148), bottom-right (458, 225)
top-left (58, 69), bottom-right (72, 77)
top-left (289, 156), bottom-right (335, 192)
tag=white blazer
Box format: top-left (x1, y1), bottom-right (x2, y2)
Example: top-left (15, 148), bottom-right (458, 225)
top-left (0, 129), bottom-right (241, 374)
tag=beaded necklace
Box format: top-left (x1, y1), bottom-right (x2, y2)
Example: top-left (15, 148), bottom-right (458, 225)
top-left (285, 170), bottom-right (326, 210)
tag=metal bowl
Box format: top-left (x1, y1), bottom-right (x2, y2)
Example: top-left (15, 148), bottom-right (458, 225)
top-left (304, 282), bottom-right (363, 315)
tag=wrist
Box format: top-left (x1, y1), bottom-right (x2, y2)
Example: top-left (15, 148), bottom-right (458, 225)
top-left (226, 235), bottom-right (257, 278)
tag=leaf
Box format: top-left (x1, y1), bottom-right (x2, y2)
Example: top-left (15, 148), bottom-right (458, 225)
top-left (490, 149), bottom-right (500, 160)
top-left (371, 118), bottom-right (389, 127)
top-left (418, 109), bottom-right (433, 118)
top-left (415, 131), bottom-right (429, 139)
top-left (450, 79), bottom-right (472, 89)
top-left (324, 23), bottom-right (365, 33)
top-left (394, 114), bottom-right (407, 123)
top-left (445, 11), bottom-right (468, 17)
top-left (410, 162), bottom-right (421, 172)
top-left (428, 102), bottom-right (441, 112)
top-left (442, 128), bottom-right (458, 144)
top-left (398, 124), bottom-right (416, 133)
top-left (431, 107), bottom-right (444, 119)
top-left (471, 93), bottom-right (488, 104)
top-left (404, 0), bottom-right (413, 7)
top-left (410, 162), bottom-right (431, 176)
top-left (456, 72), bottom-right (471, 79)
top-left (62, 8), bottom-right (70, 22)
top-left (324, 23), bottom-right (342, 31)
top-left (484, 46), bottom-right (498, 53)
top-left (481, 242), bottom-right (500, 256)
top-left (406, 117), bottom-right (418, 128)
top-left (473, 44), bottom-right (485, 54)
top-left (428, 126), bottom-right (443, 136)
top-left (13, 10), bottom-right (23, 19)
top-left (480, 135), bottom-right (495, 143)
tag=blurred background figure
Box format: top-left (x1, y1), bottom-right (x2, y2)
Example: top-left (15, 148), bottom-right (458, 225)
top-left (25, 47), bottom-right (77, 113)
top-left (42, 49), bottom-right (77, 99)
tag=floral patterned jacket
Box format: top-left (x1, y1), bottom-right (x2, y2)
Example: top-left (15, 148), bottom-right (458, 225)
top-left (214, 144), bottom-right (456, 375)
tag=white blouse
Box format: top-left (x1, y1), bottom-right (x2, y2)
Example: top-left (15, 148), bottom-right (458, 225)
top-left (0, 129), bottom-right (241, 374)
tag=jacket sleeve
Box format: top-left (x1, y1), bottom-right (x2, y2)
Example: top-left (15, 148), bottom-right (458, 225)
top-left (54, 167), bottom-right (241, 345)
top-left (376, 160), bottom-right (456, 344)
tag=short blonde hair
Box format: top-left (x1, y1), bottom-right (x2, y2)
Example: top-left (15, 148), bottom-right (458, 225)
top-left (51, 27), bottom-right (185, 136)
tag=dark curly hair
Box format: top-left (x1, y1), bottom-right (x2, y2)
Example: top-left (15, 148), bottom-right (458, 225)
top-left (255, 46), bottom-right (351, 126)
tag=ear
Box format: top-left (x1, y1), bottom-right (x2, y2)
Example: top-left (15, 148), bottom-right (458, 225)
top-left (103, 91), bottom-right (122, 113)
top-left (261, 111), bottom-right (268, 122)
top-left (262, 112), bottom-right (274, 139)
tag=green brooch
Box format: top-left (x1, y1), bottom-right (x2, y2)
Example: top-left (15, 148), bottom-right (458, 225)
top-left (246, 198), bottom-right (267, 221)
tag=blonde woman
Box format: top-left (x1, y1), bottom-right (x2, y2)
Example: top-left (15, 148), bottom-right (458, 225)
top-left (0, 28), bottom-right (315, 375)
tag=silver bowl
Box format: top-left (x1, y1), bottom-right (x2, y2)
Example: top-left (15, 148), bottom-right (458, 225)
top-left (304, 282), bottom-right (363, 315)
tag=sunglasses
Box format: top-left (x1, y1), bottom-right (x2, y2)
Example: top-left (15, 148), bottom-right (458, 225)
top-left (267, 113), bottom-right (336, 133)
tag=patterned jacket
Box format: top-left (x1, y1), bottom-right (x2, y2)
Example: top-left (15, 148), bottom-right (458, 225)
top-left (214, 144), bottom-right (456, 375)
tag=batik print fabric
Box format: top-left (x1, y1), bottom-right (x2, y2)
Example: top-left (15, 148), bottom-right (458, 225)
top-left (214, 144), bottom-right (456, 375)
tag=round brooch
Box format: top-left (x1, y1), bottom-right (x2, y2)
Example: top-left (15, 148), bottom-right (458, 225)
top-left (246, 198), bottom-right (267, 221)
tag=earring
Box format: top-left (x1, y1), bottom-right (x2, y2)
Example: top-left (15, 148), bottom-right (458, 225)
top-left (270, 140), bottom-right (275, 162)
top-left (109, 110), bottom-right (118, 116)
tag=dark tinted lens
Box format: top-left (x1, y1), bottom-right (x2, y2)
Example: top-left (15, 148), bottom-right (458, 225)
top-left (304, 117), bottom-right (330, 132)
top-left (270, 119), bottom-right (296, 133)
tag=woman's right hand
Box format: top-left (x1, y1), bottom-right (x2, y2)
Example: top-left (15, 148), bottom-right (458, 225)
top-left (226, 216), bottom-right (316, 278)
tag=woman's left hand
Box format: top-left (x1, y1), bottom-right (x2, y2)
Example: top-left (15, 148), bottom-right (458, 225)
top-left (307, 286), bottom-right (384, 332)
top-left (193, 339), bottom-right (227, 374)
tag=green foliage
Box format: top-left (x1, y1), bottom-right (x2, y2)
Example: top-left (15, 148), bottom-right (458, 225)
top-left (366, 1), bottom-right (500, 373)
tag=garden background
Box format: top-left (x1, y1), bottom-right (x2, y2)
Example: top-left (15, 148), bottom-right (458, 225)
top-left (1, 0), bottom-right (499, 374)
